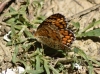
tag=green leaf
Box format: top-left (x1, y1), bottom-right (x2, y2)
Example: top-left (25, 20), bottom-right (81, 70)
top-left (89, 58), bottom-right (100, 66)
top-left (19, 5), bottom-right (27, 12)
top-left (44, 59), bottom-right (50, 74)
top-left (88, 61), bottom-right (94, 74)
top-left (26, 68), bottom-right (44, 74)
top-left (24, 28), bottom-right (34, 37)
top-left (81, 28), bottom-right (100, 37)
top-left (73, 47), bottom-right (88, 61)
top-left (36, 56), bottom-right (41, 70)
top-left (72, 22), bottom-right (80, 29)
top-left (12, 45), bottom-right (19, 63)
top-left (9, 7), bottom-right (16, 12)
top-left (6, 18), bottom-right (16, 25)
top-left (11, 22), bottom-right (16, 38)
top-left (3, 9), bottom-right (18, 17)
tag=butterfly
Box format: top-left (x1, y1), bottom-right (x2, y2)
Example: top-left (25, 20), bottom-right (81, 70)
top-left (34, 13), bottom-right (75, 50)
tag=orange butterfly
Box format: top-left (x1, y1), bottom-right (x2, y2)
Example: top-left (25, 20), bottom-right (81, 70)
top-left (34, 13), bottom-right (75, 50)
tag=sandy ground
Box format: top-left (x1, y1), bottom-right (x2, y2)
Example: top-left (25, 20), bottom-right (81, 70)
top-left (0, 0), bottom-right (100, 74)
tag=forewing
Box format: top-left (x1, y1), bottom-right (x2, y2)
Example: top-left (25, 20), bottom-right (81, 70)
top-left (37, 13), bottom-right (67, 30)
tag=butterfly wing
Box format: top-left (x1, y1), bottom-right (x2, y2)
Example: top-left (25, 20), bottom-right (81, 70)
top-left (34, 13), bottom-right (75, 50)
top-left (37, 13), bottom-right (67, 29)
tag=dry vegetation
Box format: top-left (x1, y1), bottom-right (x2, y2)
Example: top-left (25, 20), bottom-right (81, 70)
top-left (0, 0), bottom-right (100, 74)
